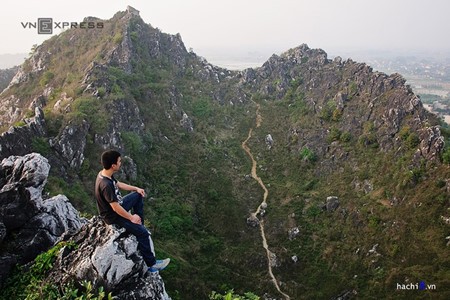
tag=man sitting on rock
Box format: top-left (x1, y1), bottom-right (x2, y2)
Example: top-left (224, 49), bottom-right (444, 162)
top-left (95, 150), bottom-right (170, 272)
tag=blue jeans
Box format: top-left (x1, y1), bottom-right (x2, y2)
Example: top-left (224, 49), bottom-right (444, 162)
top-left (114, 192), bottom-right (156, 267)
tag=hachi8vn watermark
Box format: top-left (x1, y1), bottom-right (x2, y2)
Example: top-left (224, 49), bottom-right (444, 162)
top-left (396, 280), bottom-right (436, 291)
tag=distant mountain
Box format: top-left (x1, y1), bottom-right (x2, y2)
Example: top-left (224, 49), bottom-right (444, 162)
top-left (0, 66), bottom-right (18, 92)
top-left (0, 53), bottom-right (26, 69)
top-left (1, 6), bottom-right (449, 300)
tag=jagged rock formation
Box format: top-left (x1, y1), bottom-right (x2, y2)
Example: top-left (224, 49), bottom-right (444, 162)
top-left (0, 153), bottom-right (84, 285)
top-left (0, 108), bottom-right (46, 159)
top-left (239, 44), bottom-right (443, 162)
top-left (47, 217), bottom-right (170, 300)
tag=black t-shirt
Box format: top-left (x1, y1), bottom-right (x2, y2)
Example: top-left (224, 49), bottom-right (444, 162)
top-left (94, 171), bottom-right (123, 224)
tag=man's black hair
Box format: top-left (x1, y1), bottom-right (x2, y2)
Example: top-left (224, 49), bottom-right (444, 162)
top-left (101, 150), bottom-right (121, 170)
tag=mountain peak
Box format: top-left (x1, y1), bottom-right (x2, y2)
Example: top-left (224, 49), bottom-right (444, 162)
top-left (126, 5), bottom-right (140, 16)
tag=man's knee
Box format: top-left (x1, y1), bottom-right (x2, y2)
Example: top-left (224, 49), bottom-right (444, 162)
top-left (135, 224), bottom-right (149, 237)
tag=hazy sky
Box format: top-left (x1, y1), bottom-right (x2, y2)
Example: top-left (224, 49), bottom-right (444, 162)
top-left (1, 0), bottom-right (449, 62)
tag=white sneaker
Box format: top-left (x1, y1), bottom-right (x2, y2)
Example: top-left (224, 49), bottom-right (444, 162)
top-left (148, 258), bottom-right (170, 272)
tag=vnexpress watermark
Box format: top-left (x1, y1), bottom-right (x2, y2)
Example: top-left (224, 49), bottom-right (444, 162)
top-left (21, 18), bottom-right (104, 34)
top-left (396, 281), bottom-right (436, 291)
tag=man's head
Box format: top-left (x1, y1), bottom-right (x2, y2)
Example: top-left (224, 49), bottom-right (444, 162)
top-left (101, 150), bottom-right (122, 170)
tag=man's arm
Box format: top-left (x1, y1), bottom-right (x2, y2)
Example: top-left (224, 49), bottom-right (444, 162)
top-left (110, 202), bottom-right (141, 224)
top-left (117, 181), bottom-right (146, 197)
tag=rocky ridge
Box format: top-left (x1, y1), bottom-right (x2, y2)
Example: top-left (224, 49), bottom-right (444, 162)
top-left (239, 44), bottom-right (444, 166)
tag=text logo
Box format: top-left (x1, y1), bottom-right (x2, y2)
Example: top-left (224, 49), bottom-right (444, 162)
top-left (38, 18), bottom-right (53, 34)
top-left (21, 19), bottom-right (104, 34)
top-left (396, 281), bottom-right (436, 291)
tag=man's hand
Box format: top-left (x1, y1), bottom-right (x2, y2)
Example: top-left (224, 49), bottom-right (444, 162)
top-left (135, 188), bottom-right (146, 197)
top-left (110, 202), bottom-right (142, 224)
top-left (130, 214), bottom-right (142, 224)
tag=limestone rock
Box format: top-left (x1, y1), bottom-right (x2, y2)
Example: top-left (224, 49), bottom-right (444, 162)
top-left (180, 112), bottom-right (194, 132)
top-left (50, 120), bottom-right (89, 169)
top-left (325, 196), bottom-right (340, 212)
top-left (47, 217), bottom-right (170, 300)
top-left (0, 108), bottom-right (47, 159)
top-left (416, 126), bottom-right (445, 163)
top-left (0, 153), bottom-right (85, 285)
top-left (288, 227), bottom-right (300, 240)
top-left (265, 134), bottom-right (274, 150)
top-left (246, 214), bottom-right (260, 227)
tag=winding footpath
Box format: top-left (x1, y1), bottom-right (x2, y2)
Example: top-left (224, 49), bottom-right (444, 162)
top-left (241, 102), bottom-right (291, 300)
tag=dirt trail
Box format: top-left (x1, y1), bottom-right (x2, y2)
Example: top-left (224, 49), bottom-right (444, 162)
top-left (242, 103), bottom-right (291, 300)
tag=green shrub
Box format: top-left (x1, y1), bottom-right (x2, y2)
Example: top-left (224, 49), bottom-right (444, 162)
top-left (406, 133), bottom-right (420, 149)
top-left (40, 71), bottom-right (55, 87)
top-left (327, 127), bottom-right (341, 143)
top-left (32, 137), bottom-right (51, 155)
top-left (299, 147), bottom-right (317, 162)
top-left (121, 131), bottom-right (143, 157)
top-left (113, 32), bottom-right (123, 44)
top-left (368, 215), bottom-right (381, 230)
top-left (340, 131), bottom-right (351, 143)
top-left (443, 147), bottom-right (450, 164)
top-left (45, 176), bottom-right (91, 210)
top-left (0, 241), bottom-right (112, 300)
top-left (97, 87), bottom-right (106, 98)
top-left (210, 289), bottom-right (259, 300)
top-left (359, 122), bottom-right (378, 148)
top-left (0, 241), bottom-right (76, 300)
top-left (398, 125), bottom-right (411, 140)
top-left (192, 98), bottom-right (212, 119)
top-left (320, 102), bottom-right (336, 121)
top-left (348, 81), bottom-right (358, 98)
top-left (13, 120), bottom-right (26, 127)
top-left (332, 108), bottom-right (342, 121)
top-left (71, 96), bottom-right (108, 131)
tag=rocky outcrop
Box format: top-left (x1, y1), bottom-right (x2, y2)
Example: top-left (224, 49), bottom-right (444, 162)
top-left (0, 107), bottom-right (46, 159)
top-left (94, 98), bottom-right (145, 151)
top-left (50, 120), bottom-right (90, 169)
top-left (415, 126), bottom-right (445, 163)
top-left (248, 43), bottom-right (443, 166)
top-left (47, 217), bottom-right (170, 300)
top-left (6, 46), bottom-right (49, 88)
top-left (0, 153), bottom-right (85, 285)
top-left (324, 196), bottom-right (340, 212)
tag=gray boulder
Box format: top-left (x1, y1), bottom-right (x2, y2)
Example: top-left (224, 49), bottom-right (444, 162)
top-left (47, 217), bottom-right (171, 300)
top-left (325, 196), bottom-right (340, 212)
top-left (288, 227), bottom-right (300, 240)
